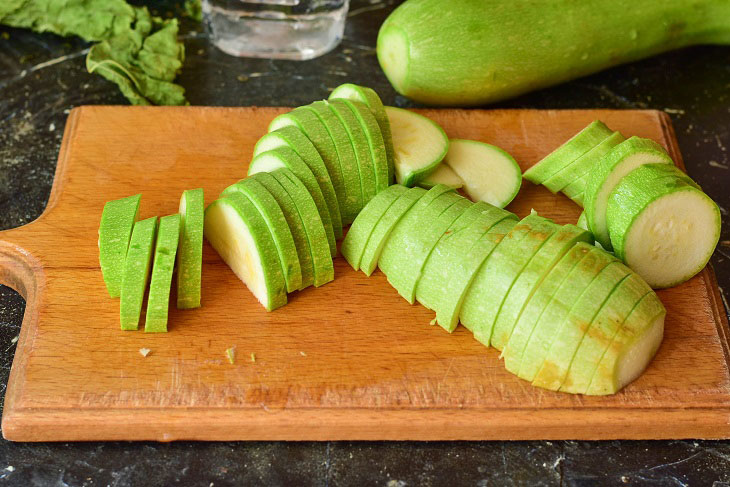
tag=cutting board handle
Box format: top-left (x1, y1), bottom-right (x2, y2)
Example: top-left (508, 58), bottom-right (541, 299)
top-left (0, 239), bottom-right (42, 301)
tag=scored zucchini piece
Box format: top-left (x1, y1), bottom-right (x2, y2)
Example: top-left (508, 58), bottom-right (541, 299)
top-left (543, 131), bottom-right (625, 193)
top-left (524, 121), bottom-right (613, 184)
top-left (245, 172), bottom-right (315, 289)
top-left (418, 163), bottom-right (464, 189)
top-left (269, 110), bottom-right (349, 225)
top-left (341, 184), bottom-right (408, 270)
top-left (385, 106), bottom-right (449, 187)
top-left (299, 102), bottom-right (364, 224)
top-left (120, 216), bottom-right (157, 330)
top-left (606, 164), bottom-right (721, 288)
top-left (204, 194), bottom-right (287, 311)
top-left (416, 203), bottom-right (516, 331)
top-left (532, 261), bottom-right (632, 391)
top-left (586, 292), bottom-right (666, 395)
top-left (329, 83), bottom-right (396, 183)
top-left (271, 169), bottom-right (335, 287)
top-left (560, 271), bottom-right (653, 394)
top-left (98, 193), bottom-right (141, 298)
top-left (222, 177), bottom-right (303, 293)
top-left (326, 100), bottom-right (378, 205)
top-left (503, 242), bottom-right (594, 375)
top-left (443, 139), bottom-right (521, 208)
top-left (249, 147), bottom-right (336, 257)
top-left (584, 136), bottom-right (673, 250)
top-left (379, 189), bottom-right (469, 303)
top-left (145, 214), bottom-right (181, 333)
top-left (177, 188), bottom-right (204, 309)
top-left (518, 245), bottom-right (615, 382)
top-left (460, 212), bottom-right (559, 346)
top-left (253, 126), bottom-right (343, 239)
top-left (490, 224), bottom-right (593, 351)
top-left (360, 186), bottom-right (427, 276)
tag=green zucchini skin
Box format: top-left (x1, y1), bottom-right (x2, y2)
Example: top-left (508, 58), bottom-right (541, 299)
top-left (377, 0), bottom-right (730, 106)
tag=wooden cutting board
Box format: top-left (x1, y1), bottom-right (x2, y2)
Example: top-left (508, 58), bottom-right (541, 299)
top-left (1, 106), bottom-right (728, 442)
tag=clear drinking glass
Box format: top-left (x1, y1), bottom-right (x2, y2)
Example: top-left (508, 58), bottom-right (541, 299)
top-left (202, 0), bottom-right (349, 60)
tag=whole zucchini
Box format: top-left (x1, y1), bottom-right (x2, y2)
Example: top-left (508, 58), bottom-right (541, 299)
top-left (377, 0), bottom-right (730, 106)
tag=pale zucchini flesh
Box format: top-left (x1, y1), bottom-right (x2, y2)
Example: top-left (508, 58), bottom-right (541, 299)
top-left (444, 139), bottom-right (521, 208)
top-left (584, 136), bottom-right (672, 250)
top-left (385, 106), bottom-right (449, 187)
top-left (222, 177), bottom-right (303, 293)
top-left (204, 195), bottom-right (287, 311)
top-left (606, 164), bottom-right (720, 288)
top-left (418, 163), bottom-right (464, 189)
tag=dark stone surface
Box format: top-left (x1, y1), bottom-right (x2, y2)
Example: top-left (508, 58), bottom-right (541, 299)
top-left (0, 1), bottom-right (729, 485)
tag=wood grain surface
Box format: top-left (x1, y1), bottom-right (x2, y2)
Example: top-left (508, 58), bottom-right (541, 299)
top-left (0, 106), bottom-right (728, 442)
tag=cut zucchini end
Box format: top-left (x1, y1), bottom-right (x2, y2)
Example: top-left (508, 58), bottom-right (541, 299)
top-left (614, 313), bottom-right (665, 393)
top-left (444, 139), bottom-right (521, 208)
top-left (204, 201), bottom-right (285, 312)
top-left (385, 106), bottom-right (449, 187)
top-left (377, 25), bottom-right (409, 95)
top-left (418, 163), bottom-right (464, 189)
top-left (621, 189), bottom-right (721, 289)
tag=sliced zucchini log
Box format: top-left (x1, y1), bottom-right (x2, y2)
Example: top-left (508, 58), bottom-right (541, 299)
top-left (523, 120), bottom-right (613, 184)
top-left (583, 136), bottom-right (673, 250)
top-left (606, 164), bottom-right (721, 289)
top-left (204, 193), bottom-right (288, 311)
top-left (443, 139), bottom-right (521, 208)
top-left (329, 83), bottom-right (396, 184)
top-left (253, 126), bottom-right (343, 240)
top-left (385, 106), bottom-right (449, 187)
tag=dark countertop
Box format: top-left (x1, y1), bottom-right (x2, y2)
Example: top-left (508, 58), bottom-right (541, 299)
top-left (1, 1), bottom-right (729, 485)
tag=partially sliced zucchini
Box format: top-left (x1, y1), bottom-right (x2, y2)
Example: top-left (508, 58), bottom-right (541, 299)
top-left (341, 184), bottom-right (408, 270)
top-left (245, 172), bottom-right (315, 290)
top-left (385, 106), bottom-right (449, 187)
top-left (249, 147), bottom-right (336, 257)
top-left (518, 246), bottom-right (615, 382)
top-left (586, 292), bottom-right (666, 395)
top-left (379, 189), bottom-right (467, 303)
top-left (532, 261), bottom-right (631, 391)
top-left (443, 139), bottom-right (521, 208)
top-left (503, 242), bottom-right (594, 375)
top-left (606, 164), bottom-right (720, 288)
top-left (326, 99), bottom-right (378, 205)
top-left (523, 120), bottom-right (613, 184)
top-left (268, 111), bottom-right (349, 224)
top-left (543, 131), bottom-right (625, 193)
top-left (222, 177), bottom-right (303, 293)
top-left (560, 271), bottom-right (653, 394)
top-left (204, 194), bottom-right (287, 311)
top-left (359, 186), bottom-right (427, 275)
top-left (460, 212), bottom-right (559, 346)
top-left (584, 136), bottom-right (673, 250)
top-left (418, 163), bottom-right (464, 189)
top-left (490, 224), bottom-right (592, 351)
top-left (329, 82), bottom-right (395, 183)
top-left (253, 126), bottom-right (343, 239)
top-left (271, 168), bottom-right (335, 287)
top-left (416, 203), bottom-right (516, 331)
